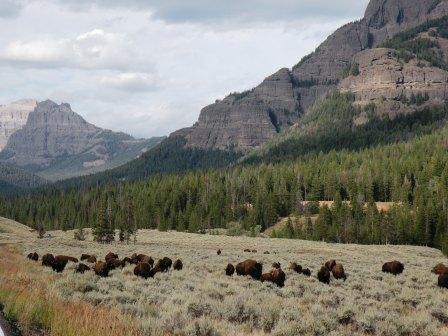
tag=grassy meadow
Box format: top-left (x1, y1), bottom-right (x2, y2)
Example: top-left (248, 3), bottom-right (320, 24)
top-left (0, 217), bottom-right (448, 335)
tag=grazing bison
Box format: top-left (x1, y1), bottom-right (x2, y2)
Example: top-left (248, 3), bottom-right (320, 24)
top-left (236, 259), bottom-right (263, 280)
top-left (155, 257), bottom-right (172, 272)
top-left (302, 268), bottom-right (311, 277)
top-left (317, 266), bottom-right (331, 284)
top-left (27, 252), bottom-right (39, 261)
top-left (244, 249), bottom-right (251, 252)
top-left (86, 256), bottom-right (97, 263)
top-left (94, 261), bottom-right (110, 277)
top-left (432, 263), bottom-right (448, 275)
top-left (332, 263), bottom-right (346, 281)
top-left (382, 260), bottom-right (404, 275)
top-left (261, 268), bottom-right (286, 287)
top-left (134, 262), bottom-right (153, 279)
top-left (325, 260), bottom-right (336, 271)
top-left (107, 258), bottom-right (125, 271)
top-left (251, 249), bottom-right (257, 253)
top-left (105, 252), bottom-right (119, 262)
top-left (217, 249), bottom-right (222, 255)
top-left (76, 263), bottom-right (91, 274)
top-left (173, 259), bottom-right (183, 270)
top-left (122, 257), bottom-right (133, 265)
top-left (263, 251), bottom-right (270, 255)
top-left (225, 263), bottom-right (235, 276)
top-left (81, 254), bottom-right (93, 261)
top-left (139, 255), bottom-right (154, 266)
top-left (289, 262), bottom-right (302, 273)
top-left (272, 262), bottom-right (281, 269)
top-left (438, 273), bottom-right (448, 289)
top-left (52, 255), bottom-right (78, 273)
top-left (42, 253), bottom-right (55, 267)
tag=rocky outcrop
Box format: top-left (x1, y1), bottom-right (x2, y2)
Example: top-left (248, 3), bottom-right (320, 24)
top-left (178, 0), bottom-right (448, 153)
top-left (184, 68), bottom-right (300, 151)
top-left (0, 99), bottom-right (37, 151)
top-left (339, 48), bottom-right (448, 104)
top-left (0, 100), bottom-right (163, 180)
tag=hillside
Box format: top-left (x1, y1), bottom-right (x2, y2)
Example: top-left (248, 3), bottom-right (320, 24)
top-left (0, 100), bottom-right (164, 181)
top-left (0, 163), bottom-right (47, 196)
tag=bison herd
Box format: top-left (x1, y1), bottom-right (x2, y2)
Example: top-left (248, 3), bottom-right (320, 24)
top-left (27, 251), bottom-right (182, 279)
top-left (26, 250), bottom-right (448, 289)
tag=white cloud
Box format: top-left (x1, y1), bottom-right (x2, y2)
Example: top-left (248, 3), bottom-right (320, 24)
top-left (99, 72), bottom-right (159, 92)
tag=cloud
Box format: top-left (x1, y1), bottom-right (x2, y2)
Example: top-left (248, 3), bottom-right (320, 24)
top-left (0, 0), bottom-right (23, 19)
top-left (99, 72), bottom-right (159, 92)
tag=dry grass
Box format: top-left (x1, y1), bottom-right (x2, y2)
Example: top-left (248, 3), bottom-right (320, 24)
top-left (1, 217), bottom-right (448, 335)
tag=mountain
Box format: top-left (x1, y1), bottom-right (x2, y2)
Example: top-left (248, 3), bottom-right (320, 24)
top-left (0, 100), bottom-right (164, 181)
top-left (0, 99), bottom-right (37, 151)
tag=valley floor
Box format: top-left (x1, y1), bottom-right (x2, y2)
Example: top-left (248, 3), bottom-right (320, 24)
top-left (0, 217), bottom-right (447, 335)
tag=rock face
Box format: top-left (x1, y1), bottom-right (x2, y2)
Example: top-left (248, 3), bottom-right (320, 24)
top-left (0, 100), bottom-right (163, 180)
top-left (185, 68), bottom-right (300, 151)
top-left (179, 0), bottom-right (448, 153)
top-left (339, 48), bottom-right (448, 116)
top-left (0, 99), bottom-right (37, 151)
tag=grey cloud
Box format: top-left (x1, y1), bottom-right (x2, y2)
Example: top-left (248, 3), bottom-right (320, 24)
top-left (48, 0), bottom-right (370, 23)
top-left (0, 0), bottom-right (23, 18)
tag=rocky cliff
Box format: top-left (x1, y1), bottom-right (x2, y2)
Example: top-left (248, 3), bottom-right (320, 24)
top-left (178, 0), bottom-right (448, 153)
top-left (0, 99), bottom-right (37, 151)
top-left (0, 100), bottom-right (163, 180)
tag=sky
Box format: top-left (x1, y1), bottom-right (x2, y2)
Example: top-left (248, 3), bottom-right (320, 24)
top-left (0, 0), bottom-right (370, 139)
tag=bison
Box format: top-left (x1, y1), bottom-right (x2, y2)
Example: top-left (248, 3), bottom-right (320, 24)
top-left (236, 259), bottom-right (263, 280)
top-left (154, 257), bottom-right (172, 272)
top-left (105, 252), bottom-right (119, 262)
top-left (139, 255), bottom-right (154, 266)
top-left (134, 262), bottom-right (153, 279)
top-left (317, 266), bottom-right (330, 284)
top-left (251, 249), bottom-right (257, 253)
top-left (302, 268), bottom-right (311, 277)
top-left (332, 263), bottom-right (346, 281)
top-left (261, 268), bottom-right (286, 287)
top-left (325, 260), bottom-right (336, 271)
top-left (382, 260), bottom-right (404, 275)
top-left (225, 263), bottom-right (235, 276)
top-left (438, 273), bottom-right (448, 289)
top-left (52, 255), bottom-right (78, 273)
top-left (107, 258), bottom-right (124, 271)
top-left (244, 249), bottom-right (251, 252)
top-left (122, 257), bottom-right (133, 265)
top-left (173, 259), bottom-right (183, 270)
top-left (432, 263), bottom-right (448, 275)
top-left (27, 252), bottom-right (39, 261)
top-left (289, 262), bottom-right (302, 273)
top-left (81, 254), bottom-right (94, 261)
top-left (272, 262), bottom-right (281, 269)
top-left (42, 253), bottom-right (55, 268)
top-left (94, 261), bottom-right (110, 277)
top-left (263, 251), bottom-right (270, 255)
top-left (86, 255), bottom-right (97, 263)
top-left (217, 249), bottom-right (222, 255)
top-left (76, 263), bottom-right (91, 274)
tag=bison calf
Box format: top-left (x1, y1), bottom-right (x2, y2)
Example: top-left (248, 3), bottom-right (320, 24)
top-left (76, 263), bottom-right (91, 274)
top-left (236, 259), bottom-right (262, 280)
top-left (289, 262), bottom-right (302, 273)
top-left (173, 259), bottom-right (183, 270)
top-left (225, 263), bottom-right (235, 276)
top-left (317, 266), bottom-right (330, 284)
top-left (382, 260), bottom-right (404, 275)
top-left (261, 268), bottom-right (286, 287)
top-left (27, 252), bottom-right (39, 261)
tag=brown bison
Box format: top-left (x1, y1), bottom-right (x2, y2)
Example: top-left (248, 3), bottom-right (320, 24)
top-left (52, 255), bottom-right (78, 273)
top-left (261, 268), bottom-right (286, 287)
top-left (107, 258), bottom-right (125, 271)
top-left (244, 249), bottom-right (251, 252)
top-left (217, 249), bottom-right (222, 255)
top-left (42, 253), bottom-right (55, 267)
top-left (332, 263), bottom-right (346, 281)
top-left (317, 266), bottom-right (330, 284)
top-left (272, 262), bottom-right (281, 269)
top-left (263, 251), bottom-right (270, 255)
top-left (325, 260), bottom-right (336, 271)
top-left (76, 263), bottom-right (91, 274)
top-left (289, 262), bottom-right (302, 273)
top-left (154, 257), bottom-right (172, 272)
top-left (432, 263), bottom-right (448, 275)
top-left (302, 268), bottom-right (311, 277)
top-left (94, 261), bottom-right (110, 277)
top-left (122, 257), bottom-right (133, 265)
top-left (236, 259), bottom-right (263, 280)
top-left (438, 273), bottom-right (448, 289)
top-left (81, 254), bottom-right (93, 261)
top-left (138, 255), bottom-right (154, 266)
top-left (134, 262), bottom-right (153, 279)
top-left (173, 259), bottom-right (183, 270)
top-left (105, 252), bottom-right (119, 262)
top-left (86, 255), bottom-right (97, 263)
top-left (382, 260), bottom-right (404, 275)
top-left (251, 249), bottom-right (257, 253)
top-left (225, 263), bottom-right (235, 276)
top-left (27, 252), bottom-right (39, 261)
